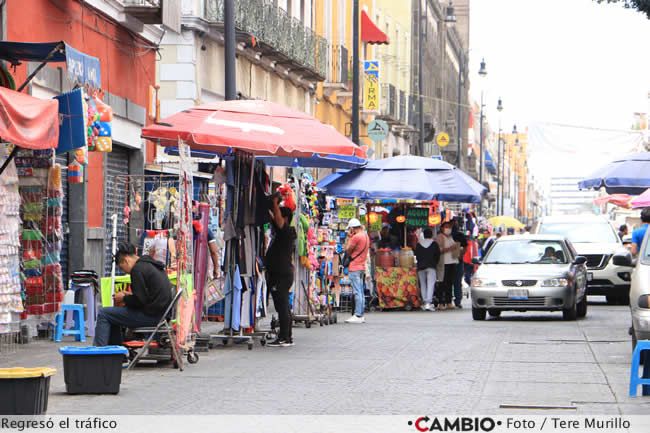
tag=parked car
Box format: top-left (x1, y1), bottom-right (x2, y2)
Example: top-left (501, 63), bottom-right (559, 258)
top-left (613, 233), bottom-right (650, 351)
top-left (471, 235), bottom-right (588, 321)
top-left (535, 215), bottom-right (632, 305)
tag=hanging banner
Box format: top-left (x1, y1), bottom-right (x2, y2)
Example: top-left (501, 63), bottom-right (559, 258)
top-left (65, 43), bottom-right (101, 88)
top-left (363, 60), bottom-right (380, 112)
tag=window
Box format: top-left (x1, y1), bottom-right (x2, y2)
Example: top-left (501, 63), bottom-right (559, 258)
top-left (483, 240), bottom-right (569, 265)
top-left (538, 222), bottom-right (619, 244)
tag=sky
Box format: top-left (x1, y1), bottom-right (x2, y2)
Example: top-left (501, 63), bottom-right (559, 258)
top-left (468, 0), bottom-right (650, 183)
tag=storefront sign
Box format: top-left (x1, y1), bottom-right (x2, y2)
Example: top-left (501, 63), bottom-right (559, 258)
top-left (363, 60), bottom-right (380, 111)
top-left (406, 207), bottom-right (430, 228)
top-left (338, 205), bottom-right (356, 220)
top-left (65, 43), bottom-right (101, 88)
top-left (368, 119), bottom-right (389, 142)
top-left (436, 132), bottom-right (450, 148)
top-left (367, 212), bottom-right (382, 232)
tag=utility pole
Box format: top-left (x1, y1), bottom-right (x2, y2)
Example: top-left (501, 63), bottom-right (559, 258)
top-left (417, 0), bottom-right (425, 157)
top-left (478, 91), bottom-right (484, 214)
top-left (455, 56), bottom-right (463, 169)
top-left (497, 129), bottom-right (502, 215)
top-left (224, 0), bottom-right (237, 100)
top-left (351, 0), bottom-right (360, 144)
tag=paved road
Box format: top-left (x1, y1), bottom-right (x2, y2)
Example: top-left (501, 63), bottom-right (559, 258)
top-left (2, 298), bottom-right (649, 415)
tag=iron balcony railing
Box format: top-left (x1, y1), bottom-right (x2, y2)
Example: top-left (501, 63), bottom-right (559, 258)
top-left (205, 0), bottom-right (328, 79)
top-left (399, 90), bottom-right (406, 124)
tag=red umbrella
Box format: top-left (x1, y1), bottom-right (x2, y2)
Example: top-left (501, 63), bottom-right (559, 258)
top-left (141, 100), bottom-right (367, 159)
top-left (593, 194), bottom-right (632, 208)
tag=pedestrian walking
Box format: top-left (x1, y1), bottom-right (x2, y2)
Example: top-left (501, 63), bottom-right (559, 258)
top-left (436, 221), bottom-right (460, 310)
top-left (452, 219), bottom-right (468, 308)
top-left (265, 194), bottom-right (297, 347)
top-left (414, 228), bottom-right (440, 311)
top-left (631, 208), bottom-right (650, 257)
top-left (344, 218), bottom-right (370, 324)
top-left (463, 236), bottom-right (478, 286)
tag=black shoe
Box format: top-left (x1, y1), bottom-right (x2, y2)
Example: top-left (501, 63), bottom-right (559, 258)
top-left (267, 339), bottom-right (292, 347)
top-left (455, 304), bottom-right (463, 309)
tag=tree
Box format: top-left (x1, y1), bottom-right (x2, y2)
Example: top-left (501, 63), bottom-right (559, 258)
top-left (596, 0), bottom-right (650, 19)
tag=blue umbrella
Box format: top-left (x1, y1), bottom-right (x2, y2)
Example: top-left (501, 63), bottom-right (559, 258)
top-left (579, 152), bottom-right (650, 195)
top-left (317, 155), bottom-right (486, 203)
top-left (317, 170), bottom-right (349, 189)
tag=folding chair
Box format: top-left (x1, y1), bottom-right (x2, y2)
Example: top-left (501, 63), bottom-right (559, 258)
top-left (126, 288), bottom-right (193, 371)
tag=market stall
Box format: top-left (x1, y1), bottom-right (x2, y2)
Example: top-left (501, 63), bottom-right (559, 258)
top-left (141, 99), bottom-right (367, 346)
top-left (318, 155), bottom-right (485, 311)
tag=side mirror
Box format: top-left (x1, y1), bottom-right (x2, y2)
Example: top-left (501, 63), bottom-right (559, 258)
top-left (472, 257), bottom-right (482, 265)
top-left (613, 253), bottom-right (633, 267)
top-left (573, 256), bottom-right (587, 266)
top-left (638, 294), bottom-right (650, 309)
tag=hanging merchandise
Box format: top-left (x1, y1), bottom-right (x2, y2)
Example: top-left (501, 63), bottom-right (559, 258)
top-left (86, 94), bottom-right (113, 152)
top-left (0, 146), bottom-right (22, 344)
top-left (68, 160), bottom-right (83, 184)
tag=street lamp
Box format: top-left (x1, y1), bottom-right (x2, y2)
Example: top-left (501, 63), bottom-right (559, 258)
top-left (496, 97), bottom-right (503, 215)
top-left (478, 59), bottom-right (487, 214)
top-left (445, 1), bottom-right (457, 24)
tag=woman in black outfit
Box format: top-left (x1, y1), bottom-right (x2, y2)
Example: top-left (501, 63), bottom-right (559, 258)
top-left (264, 194), bottom-right (297, 347)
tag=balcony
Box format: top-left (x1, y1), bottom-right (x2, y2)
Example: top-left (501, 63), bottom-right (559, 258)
top-left (325, 44), bottom-right (349, 90)
top-left (378, 83), bottom-right (397, 122)
top-left (204, 0), bottom-right (328, 81)
top-left (122, 0), bottom-right (162, 24)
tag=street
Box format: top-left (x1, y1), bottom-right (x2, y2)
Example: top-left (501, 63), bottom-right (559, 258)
top-left (3, 299), bottom-right (648, 416)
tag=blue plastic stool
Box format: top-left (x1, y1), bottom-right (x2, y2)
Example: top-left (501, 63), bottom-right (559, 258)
top-left (629, 340), bottom-right (650, 396)
top-left (54, 304), bottom-right (86, 342)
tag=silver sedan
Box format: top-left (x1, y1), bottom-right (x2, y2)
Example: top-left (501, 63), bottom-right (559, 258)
top-left (471, 235), bottom-right (588, 321)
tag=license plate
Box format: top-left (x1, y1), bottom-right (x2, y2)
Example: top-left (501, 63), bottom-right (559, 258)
top-left (507, 289), bottom-right (529, 300)
top-left (587, 272), bottom-right (593, 282)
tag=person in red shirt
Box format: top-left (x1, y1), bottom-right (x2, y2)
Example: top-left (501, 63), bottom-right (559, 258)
top-left (463, 237), bottom-right (478, 286)
top-left (344, 218), bottom-right (370, 324)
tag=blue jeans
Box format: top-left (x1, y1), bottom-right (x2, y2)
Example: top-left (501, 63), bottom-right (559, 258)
top-left (93, 307), bottom-right (162, 347)
top-left (454, 262), bottom-right (464, 306)
top-left (349, 271), bottom-right (365, 317)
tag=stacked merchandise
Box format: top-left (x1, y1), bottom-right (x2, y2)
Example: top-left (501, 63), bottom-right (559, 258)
top-left (0, 146), bottom-right (23, 349)
top-left (16, 149), bottom-right (64, 334)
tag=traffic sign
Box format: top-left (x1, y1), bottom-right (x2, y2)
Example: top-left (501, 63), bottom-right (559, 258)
top-left (436, 132), bottom-right (450, 147)
top-left (367, 119), bottom-right (389, 142)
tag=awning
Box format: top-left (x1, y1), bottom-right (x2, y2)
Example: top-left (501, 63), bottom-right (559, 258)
top-left (361, 11), bottom-right (389, 45)
top-left (0, 41), bottom-right (101, 88)
top-left (485, 150), bottom-right (497, 175)
top-left (0, 86), bottom-right (59, 150)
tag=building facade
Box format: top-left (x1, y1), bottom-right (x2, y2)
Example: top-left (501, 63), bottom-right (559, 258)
top-left (5, 0), bottom-right (161, 278)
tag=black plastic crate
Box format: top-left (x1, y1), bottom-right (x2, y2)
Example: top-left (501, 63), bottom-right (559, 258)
top-left (59, 346), bottom-right (127, 394)
top-left (0, 368), bottom-right (55, 414)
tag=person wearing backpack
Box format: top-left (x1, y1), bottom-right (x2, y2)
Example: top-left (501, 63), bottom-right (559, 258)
top-left (414, 228), bottom-right (441, 311)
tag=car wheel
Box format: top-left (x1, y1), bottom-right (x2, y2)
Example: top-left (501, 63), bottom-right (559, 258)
top-left (563, 301), bottom-right (577, 321)
top-left (488, 309), bottom-right (501, 318)
top-left (472, 307), bottom-right (486, 321)
top-left (576, 296), bottom-right (588, 318)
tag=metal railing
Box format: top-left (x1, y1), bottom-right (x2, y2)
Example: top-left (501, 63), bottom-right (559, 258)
top-left (204, 0), bottom-right (328, 78)
top-left (399, 90), bottom-right (406, 124)
top-left (122, 0), bottom-right (160, 6)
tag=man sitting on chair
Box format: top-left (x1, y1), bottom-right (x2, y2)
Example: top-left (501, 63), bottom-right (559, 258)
top-left (94, 242), bottom-right (173, 346)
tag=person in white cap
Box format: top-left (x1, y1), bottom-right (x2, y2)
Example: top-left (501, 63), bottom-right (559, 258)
top-left (344, 218), bottom-right (370, 323)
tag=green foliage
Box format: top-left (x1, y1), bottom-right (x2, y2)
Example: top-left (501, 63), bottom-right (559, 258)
top-left (596, 0), bottom-right (650, 18)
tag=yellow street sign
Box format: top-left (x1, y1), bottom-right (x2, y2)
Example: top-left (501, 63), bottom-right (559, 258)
top-left (436, 132), bottom-right (450, 147)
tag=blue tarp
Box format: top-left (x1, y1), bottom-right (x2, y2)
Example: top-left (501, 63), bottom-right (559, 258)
top-left (0, 41), bottom-right (101, 88)
top-left (579, 152), bottom-right (650, 195)
top-left (55, 88), bottom-right (86, 154)
top-left (485, 151), bottom-right (497, 175)
top-left (318, 155), bottom-right (486, 203)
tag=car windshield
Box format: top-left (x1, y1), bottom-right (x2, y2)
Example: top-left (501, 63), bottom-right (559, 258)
top-left (538, 222), bottom-right (619, 244)
top-left (483, 240), bottom-right (569, 264)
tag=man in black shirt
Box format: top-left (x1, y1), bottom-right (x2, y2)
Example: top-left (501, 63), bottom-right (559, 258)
top-left (265, 194), bottom-right (297, 347)
top-left (94, 242), bottom-right (173, 346)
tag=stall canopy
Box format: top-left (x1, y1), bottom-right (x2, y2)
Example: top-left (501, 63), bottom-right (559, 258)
top-left (317, 155), bottom-right (486, 203)
top-left (579, 152), bottom-right (650, 195)
top-left (361, 11), bottom-right (389, 45)
top-left (0, 41), bottom-right (101, 88)
top-left (142, 100), bottom-right (367, 159)
top-left (0, 86), bottom-right (59, 149)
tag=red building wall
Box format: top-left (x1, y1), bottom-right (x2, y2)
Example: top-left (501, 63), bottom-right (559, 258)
top-left (7, 0), bottom-right (156, 227)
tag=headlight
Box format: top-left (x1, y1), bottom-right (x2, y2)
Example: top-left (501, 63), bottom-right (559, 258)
top-left (541, 278), bottom-right (569, 287)
top-left (471, 278), bottom-right (497, 288)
